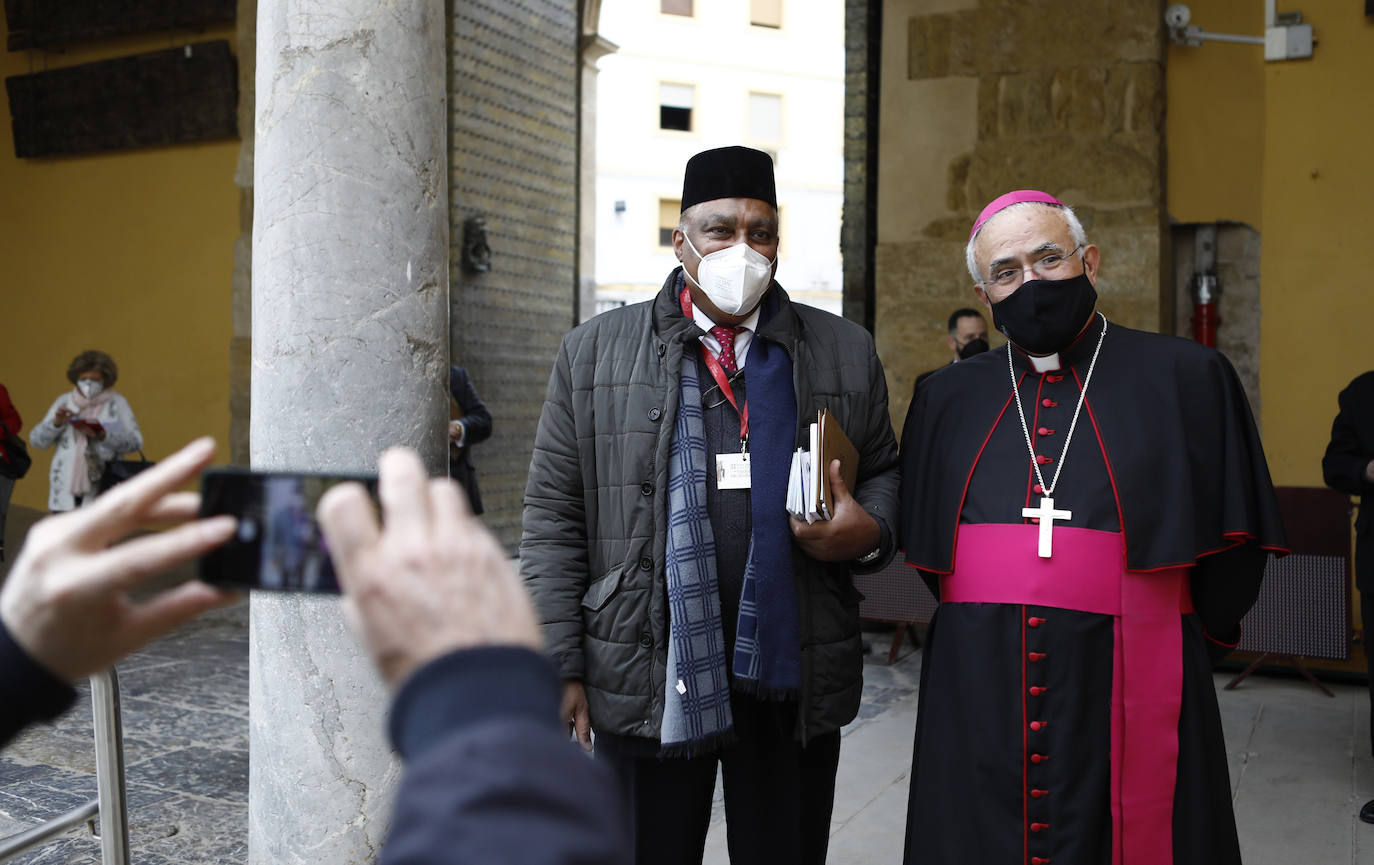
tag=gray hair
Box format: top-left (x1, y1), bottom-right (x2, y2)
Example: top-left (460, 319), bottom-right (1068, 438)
top-left (964, 202), bottom-right (1088, 284)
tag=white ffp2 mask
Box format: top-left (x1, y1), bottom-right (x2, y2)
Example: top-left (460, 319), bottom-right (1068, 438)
top-left (682, 234), bottom-right (775, 317)
top-left (76, 380), bottom-right (104, 398)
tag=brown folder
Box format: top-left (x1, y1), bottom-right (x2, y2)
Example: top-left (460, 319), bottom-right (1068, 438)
top-left (816, 408), bottom-right (859, 520)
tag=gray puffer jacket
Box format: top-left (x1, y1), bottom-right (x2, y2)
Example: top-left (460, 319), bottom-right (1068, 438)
top-left (520, 272), bottom-right (900, 743)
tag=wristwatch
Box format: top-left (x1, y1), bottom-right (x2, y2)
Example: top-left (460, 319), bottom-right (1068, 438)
top-left (856, 545), bottom-right (883, 564)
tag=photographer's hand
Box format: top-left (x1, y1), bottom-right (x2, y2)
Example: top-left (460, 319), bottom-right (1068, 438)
top-left (0, 437), bottom-right (238, 682)
top-left (318, 447), bottom-right (541, 689)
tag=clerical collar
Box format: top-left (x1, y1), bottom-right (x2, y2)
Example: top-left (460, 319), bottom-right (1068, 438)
top-left (1009, 312), bottom-right (1105, 374)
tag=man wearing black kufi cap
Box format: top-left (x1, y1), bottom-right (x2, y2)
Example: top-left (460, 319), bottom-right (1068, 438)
top-left (521, 146), bottom-right (900, 863)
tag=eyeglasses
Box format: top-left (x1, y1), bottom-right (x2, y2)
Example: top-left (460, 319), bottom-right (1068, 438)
top-left (984, 245), bottom-right (1083, 289)
top-left (701, 368), bottom-right (745, 410)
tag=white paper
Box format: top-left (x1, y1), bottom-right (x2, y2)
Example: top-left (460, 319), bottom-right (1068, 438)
top-left (806, 422), bottom-right (820, 521)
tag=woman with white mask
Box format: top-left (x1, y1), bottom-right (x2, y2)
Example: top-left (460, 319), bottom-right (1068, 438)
top-left (30, 350), bottom-right (143, 512)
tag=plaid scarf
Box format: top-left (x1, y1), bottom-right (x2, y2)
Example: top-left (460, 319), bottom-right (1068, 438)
top-left (661, 358), bottom-right (734, 754)
top-left (660, 295), bottom-right (801, 755)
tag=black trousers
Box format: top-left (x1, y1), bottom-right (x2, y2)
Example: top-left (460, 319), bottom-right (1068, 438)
top-left (1364, 592), bottom-right (1373, 761)
top-left (595, 696), bottom-right (841, 865)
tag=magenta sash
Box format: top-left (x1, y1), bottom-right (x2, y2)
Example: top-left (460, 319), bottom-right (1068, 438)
top-left (939, 523), bottom-right (1193, 865)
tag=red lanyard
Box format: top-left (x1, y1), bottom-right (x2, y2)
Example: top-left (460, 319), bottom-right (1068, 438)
top-left (679, 286), bottom-right (749, 445)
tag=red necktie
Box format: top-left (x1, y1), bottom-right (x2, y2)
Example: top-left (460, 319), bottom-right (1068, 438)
top-left (710, 326), bottom-right (744, 374)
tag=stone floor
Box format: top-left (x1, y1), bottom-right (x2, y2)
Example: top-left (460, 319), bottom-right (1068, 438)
top-left (0, 601), bottom-right (249, 865)
top-left (0, 505), bottom-right (247, 865)
top-left (2, 504), bottom-right (1373, 863)
top-left (706, 637), bottom-right (1374, 865)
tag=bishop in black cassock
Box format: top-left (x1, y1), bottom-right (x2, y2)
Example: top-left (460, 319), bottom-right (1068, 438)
top-left (898, 191), bottom-right (1286, 865)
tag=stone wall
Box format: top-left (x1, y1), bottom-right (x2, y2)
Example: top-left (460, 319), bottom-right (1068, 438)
top-left (841, 0), bottom-right (879, 329)
top-left (872, 0), bottom-right (1167, 430)
top-left (1171, 222), bottom-right (1262, 422)
top-left (230, 0), bottom-right (583, 546)
top-left (449, 0), bottom-right (580, 550)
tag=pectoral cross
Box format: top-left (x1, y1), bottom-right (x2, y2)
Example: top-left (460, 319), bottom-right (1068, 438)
top-left (1022, 496), bottom-right (1072, 558)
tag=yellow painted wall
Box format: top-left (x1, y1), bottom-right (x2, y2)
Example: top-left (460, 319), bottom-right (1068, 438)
top-left (1169, 1), bottom-right (1374, 485)
top-left (1258, 5), bottom-right (1374, 488)
top-left (0, 22), bottom-right (240, 510)
top-left (1168, 3), bottom-right (1374, 664)
top-left (1165, 0), bottom-right (1265, 229)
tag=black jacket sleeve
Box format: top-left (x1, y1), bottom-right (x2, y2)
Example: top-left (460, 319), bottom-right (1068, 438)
top-left (1322, 372), bottom-right (1374, 497)
top-left (0, 619), bottom-right (77, 747)
top-left (449, 366), bottom-right (493, 447)
top-left (1189, 541), bottom-right (1268, 664)
top-left (382, 646), bottom-right (630, 865)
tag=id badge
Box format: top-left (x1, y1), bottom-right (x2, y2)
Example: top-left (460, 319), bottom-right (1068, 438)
top-left (716, 452), bottom-right (751, 490)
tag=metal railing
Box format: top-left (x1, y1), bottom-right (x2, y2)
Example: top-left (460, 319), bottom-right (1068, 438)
top-left (0, 667), bottom-right (130, 864)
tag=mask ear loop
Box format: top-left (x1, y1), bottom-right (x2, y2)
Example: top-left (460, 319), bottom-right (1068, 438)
top-left (681, 232), bottom-right (705, 291)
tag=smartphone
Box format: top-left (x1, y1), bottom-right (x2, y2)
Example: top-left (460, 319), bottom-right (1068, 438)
top-left (198, 467), bottom-right (378, 593)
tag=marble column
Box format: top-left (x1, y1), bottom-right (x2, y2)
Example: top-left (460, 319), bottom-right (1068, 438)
top-left (249, 2), bottom-right (448, 862)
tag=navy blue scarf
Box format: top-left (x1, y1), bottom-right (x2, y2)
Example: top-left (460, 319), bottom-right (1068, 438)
top-left (730, 298), bottom-right (801, 696)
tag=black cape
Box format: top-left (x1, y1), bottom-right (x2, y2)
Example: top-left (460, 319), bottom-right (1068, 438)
top-left (898, 316), bottom-right (1286, 865)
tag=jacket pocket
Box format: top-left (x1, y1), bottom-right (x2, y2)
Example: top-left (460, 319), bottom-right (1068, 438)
top-left (581, 565), bottom-right (624, 612)
top-left (822, 561), bottom-right (865, 608)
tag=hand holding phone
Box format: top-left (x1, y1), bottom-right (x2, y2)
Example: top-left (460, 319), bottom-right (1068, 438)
top-left (317, 447), bottom-right (542, 688)
top-left (198, 468), bottom-right (377, 593)
top-left (0, 438), bottom-right (236, 681)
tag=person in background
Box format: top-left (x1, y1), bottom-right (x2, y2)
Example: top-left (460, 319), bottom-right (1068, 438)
top-left (29, 350), bottom-right (143, 512)
top-left (0, 381), bottom-right (23, 560)
top-left (1321, 370), bottom-right (1374, 823)
top-left (911, 308), bottom-right (989, 396)
top-left (448, 365), bottom-right (493, 515)
top-left (0, 438), bottom-right (630, 864)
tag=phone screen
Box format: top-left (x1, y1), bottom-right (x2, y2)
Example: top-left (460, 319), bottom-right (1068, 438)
top-left (198, 468), bottom-right (378, 593)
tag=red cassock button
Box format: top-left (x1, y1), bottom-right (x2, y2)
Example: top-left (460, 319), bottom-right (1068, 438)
top-left (1029, 652), bottom-right (1047, 661)
top-left (1037, 427), bottom-right (1055, 436)
top-left (1047, 374), bottom-right (1064, 383)
top-left (1032, 483), bottom-right (1044, 494)
top-left (1041, 398), bottom-right (1057, 408)
top-left (1029, 686), bottom-right (1046, 696)
top-left (1029, 721), bottom-right (1046, 731)
top-left (1031, 788), bottom-right (1048, 798)
top-left (1032, 857), bottom-right (1051, 864)
top-left (1035, 454), bottom-right (1053, 465)
top-left (1031, 753), bottom-right (1048, 764)
top-left (1031, 822), bottom-right (1048, 832)
top-left (1028, 616), bottom-right (1045, 627)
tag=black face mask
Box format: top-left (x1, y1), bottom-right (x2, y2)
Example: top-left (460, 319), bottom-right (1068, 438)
top-left (990, 271), bottom-right (1098, 355)
top-left (957, 338), bottom-right (989, 360)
